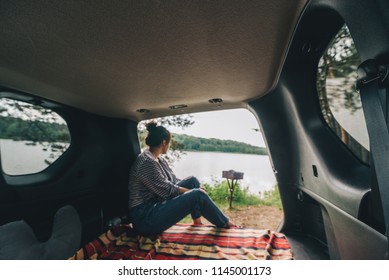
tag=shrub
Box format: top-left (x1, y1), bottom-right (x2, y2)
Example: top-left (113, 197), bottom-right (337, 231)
top-left (203, 180), bottom-right (261, 207)
top-left (258, 186), bottom-right (283, 210)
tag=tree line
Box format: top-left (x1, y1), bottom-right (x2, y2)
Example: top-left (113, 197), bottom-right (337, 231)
top-left (171, 133), bottom-right (267, 155)
top-left (0, 116), bottom-right (70, 142)
top-left (138, 126), bottom-right (267, 156)
top-left (1, 116), bottom-right (267, 156)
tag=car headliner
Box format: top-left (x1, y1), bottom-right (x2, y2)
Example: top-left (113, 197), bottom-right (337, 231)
top-left (0, 0), bottom-right (307, 121)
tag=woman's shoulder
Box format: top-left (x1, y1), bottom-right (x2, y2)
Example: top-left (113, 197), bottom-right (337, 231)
top-left (135, 150), bottom-right (156, 165)
top-left (131, 151), bottom-right (156, 174)
top-left (142, 150), bottom-right (155, 160)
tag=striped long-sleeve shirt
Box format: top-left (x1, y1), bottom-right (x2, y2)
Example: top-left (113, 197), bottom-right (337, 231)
top-left (128, 150), bottom-right (181, 209)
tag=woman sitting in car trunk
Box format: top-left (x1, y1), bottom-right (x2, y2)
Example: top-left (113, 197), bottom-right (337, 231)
top-left (128, 121), bottom-right (238, 236)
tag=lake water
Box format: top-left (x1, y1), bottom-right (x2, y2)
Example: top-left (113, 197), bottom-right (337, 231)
top-left (0, 139), bottom-right (69, 175)
top-left (171, 151), bottom-right (276, 194)
top-left (0, 140), bottom-right (277, 194)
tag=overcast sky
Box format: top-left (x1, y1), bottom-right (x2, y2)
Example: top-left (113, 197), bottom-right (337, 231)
top-left (168, 108), bottom-right (266, 147)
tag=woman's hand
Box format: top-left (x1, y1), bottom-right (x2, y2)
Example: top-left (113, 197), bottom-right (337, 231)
top-left (178, 187), bottom-right (190, 194)
top-left (178, 186), bottom-right (207, 194)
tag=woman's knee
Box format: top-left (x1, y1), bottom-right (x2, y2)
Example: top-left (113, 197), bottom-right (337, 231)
top-left (188, 188), bottom-right (211, 202)
top-left (180, 176), bottom-right (200, 189)
top-left (188, 176), bottom-right (200, 188)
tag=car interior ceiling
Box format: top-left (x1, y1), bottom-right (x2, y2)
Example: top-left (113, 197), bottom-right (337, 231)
top-left (1, 0), bottom-right (389, 260)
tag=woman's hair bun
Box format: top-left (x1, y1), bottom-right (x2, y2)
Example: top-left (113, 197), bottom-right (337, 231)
top-left (144, 121), bottom-right (171, 147)
top-left (146, 121), bottom-right (158, 132)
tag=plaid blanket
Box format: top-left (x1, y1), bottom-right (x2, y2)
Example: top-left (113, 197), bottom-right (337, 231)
top-left (69, 223), bottom-right (293, 260)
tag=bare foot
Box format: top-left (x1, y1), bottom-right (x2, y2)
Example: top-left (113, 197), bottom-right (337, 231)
top-left (193, 217), bottom-right (203, 225)
top-left (225, 221), bottom-right (242, 229)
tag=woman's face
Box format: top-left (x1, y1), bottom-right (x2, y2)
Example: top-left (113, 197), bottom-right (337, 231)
top-left (161, 139), bottom-right (170, 154)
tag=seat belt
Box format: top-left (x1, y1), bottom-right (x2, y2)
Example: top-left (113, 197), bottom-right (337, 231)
top-left (357, 59), bottom-right (389, 244)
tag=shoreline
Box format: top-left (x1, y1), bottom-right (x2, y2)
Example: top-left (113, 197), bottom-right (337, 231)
top-left (177, 149), bottom-right (268, 157)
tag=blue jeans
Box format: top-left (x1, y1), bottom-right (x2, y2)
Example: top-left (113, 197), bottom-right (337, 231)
top-left (130, 177), bottom-right (229, 235)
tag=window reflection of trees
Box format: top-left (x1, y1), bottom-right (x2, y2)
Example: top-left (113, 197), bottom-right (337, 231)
top-left (0, 98), bottom-right (70, 171)
top-left (317, 25), bottom-right (369, 164)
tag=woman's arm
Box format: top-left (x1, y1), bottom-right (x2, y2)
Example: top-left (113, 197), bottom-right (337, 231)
top-left (158, 157), bottom-right (181, 184)
top-left (137, 158), bottom-right (180, 199)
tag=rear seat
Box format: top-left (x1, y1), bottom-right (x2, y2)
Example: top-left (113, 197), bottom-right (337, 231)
top-left (0, 205), bottom-right (81, 260)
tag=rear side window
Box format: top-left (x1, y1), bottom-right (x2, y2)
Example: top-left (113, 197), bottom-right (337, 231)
top-left (317, 25), bottom-right (369, 164)
top-left (0, 97), bottom-right (71, 175)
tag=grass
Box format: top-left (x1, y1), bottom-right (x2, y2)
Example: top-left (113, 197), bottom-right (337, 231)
top-left (257, 186), bottom-right (283, 210)
top-left (179, 181), bottom-right (282, 223)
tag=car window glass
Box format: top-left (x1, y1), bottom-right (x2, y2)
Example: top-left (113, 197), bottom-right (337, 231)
top-left (317, 24), bottom-right (369, 164)
top-left (0, 97), bottom-right (71, 175)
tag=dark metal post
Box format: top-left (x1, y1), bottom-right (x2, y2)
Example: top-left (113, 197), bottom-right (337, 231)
top-left (222, 170), bottom-right (244, 209)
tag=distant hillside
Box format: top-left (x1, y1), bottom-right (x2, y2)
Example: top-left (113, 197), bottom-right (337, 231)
top-left (172, 133), bottom-right (267, 155)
